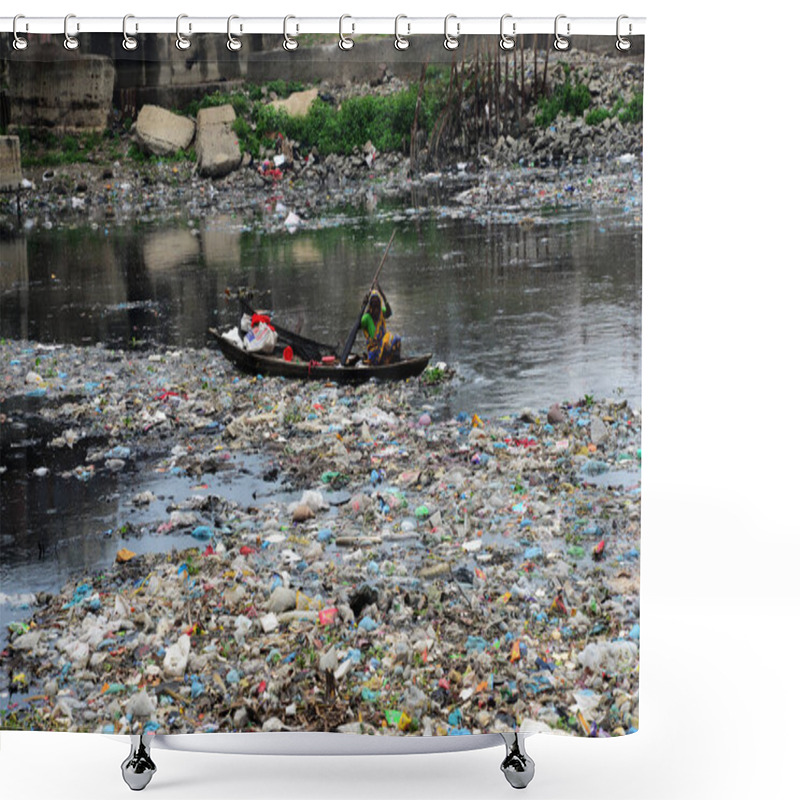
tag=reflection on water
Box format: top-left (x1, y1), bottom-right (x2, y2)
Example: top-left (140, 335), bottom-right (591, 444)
top-left (1, 214), bottom-right (641, 413)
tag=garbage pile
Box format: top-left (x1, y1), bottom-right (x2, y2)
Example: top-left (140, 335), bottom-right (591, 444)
top-left (2, 340), bottom-right (640, 739)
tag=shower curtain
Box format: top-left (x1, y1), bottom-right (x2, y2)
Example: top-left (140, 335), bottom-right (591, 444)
top-left (1, 22), bottom-right (642, 747)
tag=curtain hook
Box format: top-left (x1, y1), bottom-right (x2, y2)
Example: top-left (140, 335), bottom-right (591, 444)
top-left (176, 14), bottom-right (191, 51)
top-left (283, 15), bottom-right (298, 51)
top-left (122, 14), bottom-right (138, 51)
top-left (499, 14), bottom-right (516, 51)
top-left (13, 14), bottom-right (29, 51)
top-left (444, 14), bottom-right (460, 51)
top-left (616, 15), bottom-right (632, 51)
top-left (553, 14), bottom-right (571, 51)
top-left (227, 15), bottom-right (242, 51)
top-left (394, 15), bottom-right (410, 51)
top-left (63, 13), bottom-right (79, 51)
top-left (339, 15), bottom-right (354, 51)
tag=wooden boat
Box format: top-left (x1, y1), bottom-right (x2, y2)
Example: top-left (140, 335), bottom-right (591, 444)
top-left (209, 328), bottom-right (431, 384)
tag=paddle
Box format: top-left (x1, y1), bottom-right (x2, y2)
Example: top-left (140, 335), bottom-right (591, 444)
top-left (339, 229), bottom-right (397, 366)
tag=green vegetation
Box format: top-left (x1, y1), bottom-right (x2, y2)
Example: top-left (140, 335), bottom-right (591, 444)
top-left (185, 80), bottom-right (306, 119)
top-left (9, 64), bottom-right (641, 171)
top-left (126, 142), bottom-right (195, 164)
top-left (17, 129), bottom-right (106, 167)
top-left (534, 64), bottom-right (592, 128)
top-left (229, 84), bottom-right (445, 159)
top-left (618, 92), bottom-right (643, 124)
top-left (585, 107), bottom-right (612, 126)
top-left (16, 127), bottom-right (128, 167)
top-left (531, 64), bottom-right (642, 130)
top-left (586, 92), bottom-right (644, 126)
top-left (420, 364), bottom-right (448, 386)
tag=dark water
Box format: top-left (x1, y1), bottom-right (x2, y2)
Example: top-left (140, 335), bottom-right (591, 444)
top-left (0, 212), bottom-right (641, 650)
top-left (1, 213), bottom-right (641, 414)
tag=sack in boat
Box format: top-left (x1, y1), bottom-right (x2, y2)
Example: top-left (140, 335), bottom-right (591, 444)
top-left (244, 323), bottom-right (277, 354)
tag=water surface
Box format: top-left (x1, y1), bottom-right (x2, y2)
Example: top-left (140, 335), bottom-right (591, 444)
top-left (1, 213), bottom-right (641, 414)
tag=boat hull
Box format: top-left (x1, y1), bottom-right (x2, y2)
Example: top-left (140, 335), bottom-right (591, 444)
top-left (209, 329), bottom-right (431, 384)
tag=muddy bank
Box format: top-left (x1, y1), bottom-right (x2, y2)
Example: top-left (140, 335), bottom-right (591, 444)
top-left (1, 339), bottom-right (640, 739)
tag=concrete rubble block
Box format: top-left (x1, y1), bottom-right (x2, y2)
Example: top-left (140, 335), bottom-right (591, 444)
top-left (134, 105), bottom-right (196, 157)
top-left (269, 88), bottom-right (319, 117)
top-left (195, 104), bottom-right (243, 179)
top-left (0, 136), bottom-right (23, 191)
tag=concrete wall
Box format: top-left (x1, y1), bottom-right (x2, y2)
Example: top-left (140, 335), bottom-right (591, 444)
top-left (6, 45), bottom-right (115, 132)
top-left (1, 33), bottom-right (643, 130)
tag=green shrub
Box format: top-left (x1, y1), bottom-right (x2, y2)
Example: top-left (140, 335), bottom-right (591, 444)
top-left (127, 143), bottom-right (149, 163)
top-left (618, 93), bottom-right (643, 124)
top-left (241, 86), bottom-right (443, 157)
top-left (263, 79), bottom-right (306, 98)
top-left (534, 63), bottom-right (593, 128)
top-left (586, 108), bottom-right (611, 126)
top-left (185, 89), bottom-right (249, 119)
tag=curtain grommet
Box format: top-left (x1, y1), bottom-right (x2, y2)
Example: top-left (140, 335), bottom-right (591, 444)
top-left (444, 14), bottom-right (460, 51)
top-left (63, 13), bottom-right (79, 51)
top-left (499, 14), bottom-right (516, 51)
top-left (554, 14), bottom-right (571, 51)
top-left (339, 15), bottom-right (355, 51)
top-left (13, 14), bottom-right (29, 51)
top-left (283, 15), bottom-right (298, 51)
top-left (394, 15), bottom-right (410, 51)
top-left (227, 15), bottom-right (242, 52)
top-left (616, 15), bottom-right (632, 51)
top-left (122, 14), bottom-right (138, 51)
top-left (176, 14), bottom-right (191, 51)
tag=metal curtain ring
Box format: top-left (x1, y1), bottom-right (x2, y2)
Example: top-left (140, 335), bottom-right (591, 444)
top-left (394, 15), bottom-right (410, 51)
top-left (283, 15), bottom-right (298, 51)
top-left (176, 14), bottom-right (191, 50)
top-left (499, 14), bottom-right (515, 51)
top-left (122, 14), bottom-right (138, 51)
top-left (616, 15), bottom-right (632, 51)
top-left (553, 14), bottom-right (571, 51)
top-left (63, 13), bottom-right (79, 51)
top-left (227, 15), bottom-right (242, 51)
top-left (443, 14), bottom-right (459, 51)
top-left (13, 14), bottom-right (28, 51)
top-left (339, 15), bottom-right (354, 51)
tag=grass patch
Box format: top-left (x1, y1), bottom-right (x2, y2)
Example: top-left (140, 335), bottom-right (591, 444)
top-left (618, 92), bottom-right (643, 124)
top-left (18, 129), bottom-right (107, 167)
top-left (126, 142), bottom-right (195, 164)
top-left (241, 85), bottom-right (444, 158)
top-left (586, 92), bottom-right (644, 126)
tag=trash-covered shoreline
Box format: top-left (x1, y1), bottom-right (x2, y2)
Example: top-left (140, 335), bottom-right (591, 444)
top-left (2, 151), bottom-right (642, 238)
top-left (1, 339), bottom-right (640, 739)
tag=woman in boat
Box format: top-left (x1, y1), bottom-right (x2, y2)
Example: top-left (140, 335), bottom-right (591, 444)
top-left (361, 288), bottom-right (401, 365)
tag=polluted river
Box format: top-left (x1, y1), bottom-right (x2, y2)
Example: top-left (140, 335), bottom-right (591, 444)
top-left (0, 191), bottom-right (642, 738)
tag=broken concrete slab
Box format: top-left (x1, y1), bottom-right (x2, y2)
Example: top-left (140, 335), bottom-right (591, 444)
top-left (195, 104), bottom-right (242, 179)
top-left (269, 88), bottom-right (319, 117)
top-left (133, 105), bottom-right (196, 157)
